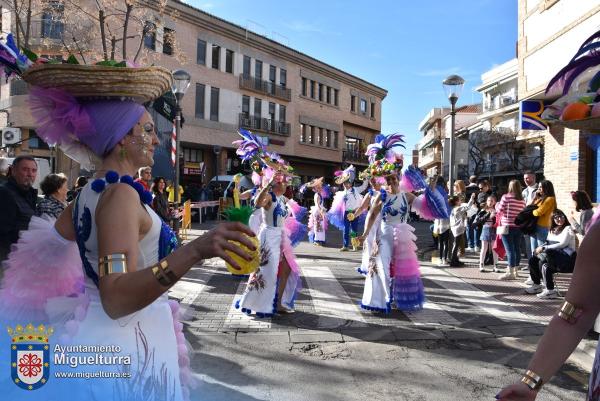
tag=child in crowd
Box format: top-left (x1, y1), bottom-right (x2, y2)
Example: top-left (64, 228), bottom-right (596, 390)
top-left (475, 194), bottom-right (499, 272)
top-left (449, 193), bottom-right (476, 267)
top-left (433, 215), bottom-right (450, 266)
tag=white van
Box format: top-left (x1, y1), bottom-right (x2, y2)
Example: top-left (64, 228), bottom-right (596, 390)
top-left (1, 157), bottom-right (51, 189)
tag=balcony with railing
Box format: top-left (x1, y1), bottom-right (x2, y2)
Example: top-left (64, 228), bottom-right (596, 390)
top-left (417, 127), bottom-right (441, 150)
top-left (239, 75), bottom-right (291, 102)
top-left (418, 151), bottom-right (441, 169)
top-left (342, 149), bottom-right (369, 165)
top-left (238, 113), bottom-right (291, 136)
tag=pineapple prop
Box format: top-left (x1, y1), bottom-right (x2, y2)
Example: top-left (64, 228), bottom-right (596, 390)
top-left (223, 175), bottom-right (260, 274)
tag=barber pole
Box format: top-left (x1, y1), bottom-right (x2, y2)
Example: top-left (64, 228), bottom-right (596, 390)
top-left (171, 122), bottom-right (177, 167)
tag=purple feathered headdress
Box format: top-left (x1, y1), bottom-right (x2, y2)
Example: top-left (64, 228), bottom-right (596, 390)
top-left (545, 29), bottom-right (600, 97)
top-left (366, 133), bottom-right (406, 163)
top-left (232, 129), bottom-right (266, 162)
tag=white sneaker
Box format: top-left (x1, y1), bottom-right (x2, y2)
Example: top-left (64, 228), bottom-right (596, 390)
top-left (479, 264), bottom-right (487, 272)
top-left (525, 284), bottom-right (543, 294)
top-left (537, 289), bottom-right (559, 299)
top-left (523, 278), bottom-right (534, 286)
top-left (465, 247), bottom-right (474, 252)
top-left (493, 265), bottom-right (503, 273)
top-left (499, 270), bottom-right (517, 280)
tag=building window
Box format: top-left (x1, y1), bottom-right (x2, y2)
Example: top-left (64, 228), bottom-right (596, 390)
top-left (143, 21), bottom-right (156, 50)
top-left (300, 123), bottom-right (306, 143)
top-left (280, 69), bottom-right (287, 88)
top-left (255, 60), bottom-right (263, 80)
top-left (370, 102), bottom-right (375, 118)
top-left (243, 55), bottom-right (251, 77)
top-left (308, 126), bottom-right (314, 144)
top-left (350, 95), bottom-right (356, 112)
top-left (242, 95), bottom-right (250, 116)
top-left (184, 148), bottom-right (202, 163)
top-left (360, 99), bottom-right (367, 114)
top-left (28, 130), bottom-right (49, 150)
top-left (254, 98), bottom-right (262, 117)
top-left (334, 131), bottom-right (339, 148)
top-left (310, 80), bottom-right (315, 99)
top-left (269, 65), bottom-right (276, 94)
top-left (334, 89), bottom-right (339, 106)
top-left (318, 83), bottom-right (323, 101)
top-left (302, 78), bottom-right (307, 96)
top-left (211, 45), bottom-right (220, 69)
top-left (326, 87), bottom-right (331, 104)
top-left (195, 83), bottom-right (205, 119)
top-left (268, 102), bottom-right (275, 121)
top-left (326, 129), bottom-right (331, 147)
top-left (225, 49), bottom-right (234, 73)
top-left (162, 27), bottom-right (174, 55)
top-left (279, 105), bottom-right (286, 122)
top-left (210, 87), bottom-right (219, 121)
top-left (318, 128), bottom-right (324, 146)
top-left (41, 2), bottom-right (64, 40)
top-left (197, 39), bottom-right (206, 65)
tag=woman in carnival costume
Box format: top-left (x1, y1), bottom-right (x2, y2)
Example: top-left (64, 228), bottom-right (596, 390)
top-left (357, 134), bottom-right (449, 312)
top-left (236, 155), bottom-right (307, 316)
top-left (327, 165), bottom-right (369, 251)
top-left (354, 168), bottom-right (386, 275)
top-left (302, 177), bottom-right (331, 246)
top-left (0, 34), bottom-right (255, 401)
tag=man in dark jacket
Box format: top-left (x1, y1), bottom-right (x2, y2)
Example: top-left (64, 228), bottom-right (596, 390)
top-left (0, 156), bottom-right (38, 264)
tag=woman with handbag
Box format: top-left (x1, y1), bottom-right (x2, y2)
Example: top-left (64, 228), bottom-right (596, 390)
top-left (496, 180), bottom-right (526, 280)
top-left (525, 209), bottom-right (577, 299)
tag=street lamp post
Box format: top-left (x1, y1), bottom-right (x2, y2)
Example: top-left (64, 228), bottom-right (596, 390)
top-left (443, 74), bottom-right (465, 196)
top-left (171, 69), bottom-right (191, 242)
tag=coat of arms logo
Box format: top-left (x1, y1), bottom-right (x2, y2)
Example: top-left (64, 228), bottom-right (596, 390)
top-left (8, 323), bottom-right (53, 390)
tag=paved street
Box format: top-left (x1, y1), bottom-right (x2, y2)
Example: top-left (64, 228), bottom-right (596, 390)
top-left (170, 221), bottom-right (594, 401)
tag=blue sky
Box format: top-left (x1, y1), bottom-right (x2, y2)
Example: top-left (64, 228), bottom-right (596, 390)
top-left (184, 0), bottom-right (517, 158)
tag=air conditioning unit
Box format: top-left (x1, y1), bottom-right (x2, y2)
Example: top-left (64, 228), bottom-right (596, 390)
top-left (1, 127), bottom-right (21, 146)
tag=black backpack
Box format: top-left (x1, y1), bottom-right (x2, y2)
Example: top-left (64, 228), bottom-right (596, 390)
top-left (514, 204), bottom-right (538, 235)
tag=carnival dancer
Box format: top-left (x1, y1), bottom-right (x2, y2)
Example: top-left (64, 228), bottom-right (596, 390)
top-left (357, 134), bottom-right (450, 312)
top-left (328, 165), bottom-right (369, 251)
top-left (235, 155), bottom-right (307, 316)
top-left (0, 34), bottom-right (254, 401)
top-left (303, 177), bottom-right (331, 246)
top-left (355, 171), bottom-right (386, 275)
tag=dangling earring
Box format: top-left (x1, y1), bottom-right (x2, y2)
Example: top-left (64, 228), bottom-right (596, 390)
top-left (119, 145), bottom-right (127, 161)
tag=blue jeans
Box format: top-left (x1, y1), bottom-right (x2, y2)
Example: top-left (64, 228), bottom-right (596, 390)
top-left (466, 220), bottom-right (481, 249)
top-left (343, 211), bottom-right (359, 248)
top-left (530, 226), bottom-right (549, 253)
top-left (501, 227), bottom-right (523, 267)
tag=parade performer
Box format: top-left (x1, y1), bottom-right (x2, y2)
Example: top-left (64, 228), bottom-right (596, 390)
top-left (303, 177), bottom-right (331, 246)
top-left (327, 165), bottom-right (368, 251)
top-left (357, 133), bottom-right (449, 312)
top-left (236, 155), bottom-right (307, 316)
top-left (0, 34), bottom-right (254, 401)
top-left (355, 170), bottom-right (386, 275)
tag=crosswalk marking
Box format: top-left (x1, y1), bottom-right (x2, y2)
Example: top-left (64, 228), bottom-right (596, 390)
top-left (299, 262), bottom-right (366, 323)
top-left (420, 265), bottom-right (537, 323)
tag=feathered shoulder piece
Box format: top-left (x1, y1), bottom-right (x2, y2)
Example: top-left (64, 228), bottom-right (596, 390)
top-left (232, 129), bottom-right (266, 162)
top-left (366, 133), bottom-right (406, 163)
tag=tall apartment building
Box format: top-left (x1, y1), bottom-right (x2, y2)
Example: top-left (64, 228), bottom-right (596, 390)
top-left (518, 0), bottom-right (600, 210)
top-left (417, 108), bottom-right (448, 177)
top-left (472, 58), bottom-right (543, 190)
top-left (0, 0), bottom-right (386, 186)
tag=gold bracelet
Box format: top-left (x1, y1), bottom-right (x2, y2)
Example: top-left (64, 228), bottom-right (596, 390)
top-left (151, 260), bottom-right (177, 287)
top-left (558, 300), bottom-right (582, 324)
top-left (521, 370), bottom-right (543, 391)
top-left (98, 254), bottom-right (128, 277)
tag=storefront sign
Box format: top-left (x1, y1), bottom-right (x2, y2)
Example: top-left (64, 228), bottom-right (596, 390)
top-left (184, 162), bottom-right (204, 175)
top-left (520, 100), bottom-right (549, 130)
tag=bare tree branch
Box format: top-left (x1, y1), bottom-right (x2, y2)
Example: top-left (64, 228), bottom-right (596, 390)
top-left (122, 2), bottom-right (133, 60)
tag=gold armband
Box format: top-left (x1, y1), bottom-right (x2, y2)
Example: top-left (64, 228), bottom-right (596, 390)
top-left (558, 300), bottom-right (582, 324)
top-left (98, 254), bottom-right (128, 277)
top-left (520, 370), bottom-right (543, 391)
top-left (151, 260), bottom-right (178, 287)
